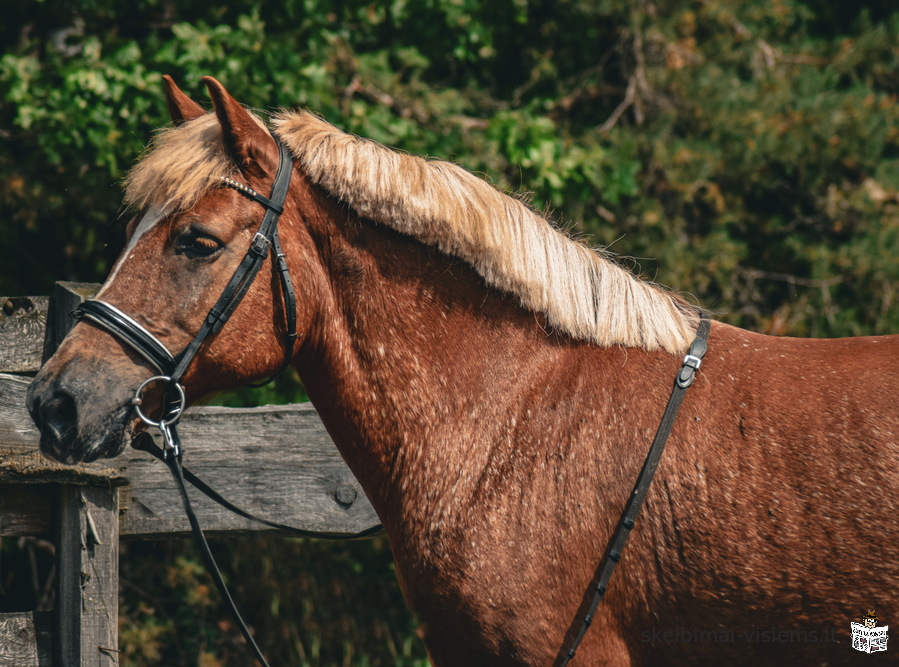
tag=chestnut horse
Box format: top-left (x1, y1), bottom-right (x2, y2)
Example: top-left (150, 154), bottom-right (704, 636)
top-left (27, 77), bottom-right (898, 666)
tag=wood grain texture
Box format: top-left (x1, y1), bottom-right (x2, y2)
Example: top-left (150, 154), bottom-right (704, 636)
top-left (0, 485), bottom-right (54, 537)
top-left (48, 282), bottom-right (119, 666)
top-left (57, 486), bottom-right (119, 666)
top-left (0, 374), bottom-right (379, 538)
top-left (119, 403), bottom-right (380, 538)
top-left (44, 282), bottom-right (98, 365)
top-left (0, 373), bottom-right (38, 449)
top-left (0, 297), bottom-right (49, 374)
top-left (0, 612), bottom-right (53, 666)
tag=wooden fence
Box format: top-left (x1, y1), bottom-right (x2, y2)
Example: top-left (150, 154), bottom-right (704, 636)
top-left (0, 282), bottom-right (379, 666)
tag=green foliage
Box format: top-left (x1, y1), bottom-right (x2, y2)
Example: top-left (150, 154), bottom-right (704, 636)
top-left (3, 0), bottom-right (899, 663)
top-left (5, 0), bottom-right (897, 336)
top-left (118, 537), bottom-right (425, 666)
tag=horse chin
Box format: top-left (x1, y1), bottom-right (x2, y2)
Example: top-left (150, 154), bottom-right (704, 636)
top-left (81, 421), bottom-right (130, 463)
top-left (38, 405), bottom-right (132, 465)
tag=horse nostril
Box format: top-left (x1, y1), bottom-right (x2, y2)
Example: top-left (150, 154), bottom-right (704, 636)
top-left (37, 390), bottom-right (79, 462)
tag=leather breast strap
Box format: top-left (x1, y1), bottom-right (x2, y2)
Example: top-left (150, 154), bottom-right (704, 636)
top-left (560, 312), bottom-right (710, 665)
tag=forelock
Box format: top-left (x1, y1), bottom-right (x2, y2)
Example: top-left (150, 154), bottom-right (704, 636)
top-left (124, 113), bottom-right (234, 214)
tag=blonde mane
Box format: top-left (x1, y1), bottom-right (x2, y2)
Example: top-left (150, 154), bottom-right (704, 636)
top-left (125, 109), bottom-right (699, 353)
top-left (275, 112), bottom-right (698, 353)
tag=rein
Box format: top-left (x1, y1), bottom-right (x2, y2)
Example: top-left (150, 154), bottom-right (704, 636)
top-left (560, 313), bottom-right (710, 664)
top-left (73, 139), bottom-right (380, 667)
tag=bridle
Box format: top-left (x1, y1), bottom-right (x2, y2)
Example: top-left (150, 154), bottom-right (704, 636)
top-left (75, 137), bottom-right (298, 452)
top-left (72, 138), bottom-right (378, 667)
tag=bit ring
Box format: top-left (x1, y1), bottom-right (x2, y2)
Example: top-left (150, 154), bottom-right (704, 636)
top-left (132, 375), bottom-right (185, 428)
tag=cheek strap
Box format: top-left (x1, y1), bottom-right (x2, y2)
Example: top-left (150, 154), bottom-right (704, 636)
top-left (73, 138), bottom-right (297, 388)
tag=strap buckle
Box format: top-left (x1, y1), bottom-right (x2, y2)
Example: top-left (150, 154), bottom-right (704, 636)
top-left (248, 232), bottom-right (271, 259)
top-left (677, 354), bottom-right (702, 388)
top-left (682, 353), bottom-right (702, 371)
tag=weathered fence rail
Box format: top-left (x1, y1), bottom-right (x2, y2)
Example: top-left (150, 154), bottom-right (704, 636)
top-left (0, 282), bottom-right (378, 665)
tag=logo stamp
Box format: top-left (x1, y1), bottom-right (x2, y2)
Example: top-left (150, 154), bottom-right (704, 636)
top-left (851, 609), bottom-right (888, 654)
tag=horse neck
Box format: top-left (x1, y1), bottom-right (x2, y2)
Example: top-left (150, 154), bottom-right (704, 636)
top-left (295, 208), bottom-right (571, 530)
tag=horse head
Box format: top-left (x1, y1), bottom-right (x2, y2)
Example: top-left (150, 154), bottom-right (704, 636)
top-left (27, 77), bottom-right (323, 464)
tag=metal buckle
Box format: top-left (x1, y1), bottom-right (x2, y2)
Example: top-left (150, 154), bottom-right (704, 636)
top-left (682, 354), bottom-right (702, 371)
top-left (131, 375), bottom-right (186, 459)
top-left (249, 232), bottom-right (270, 258)
top-left (676, 353), bottom-right (703, 389)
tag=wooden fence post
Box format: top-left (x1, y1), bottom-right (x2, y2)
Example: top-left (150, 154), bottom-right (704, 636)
top-left (57, 486), bottom-right (119, 666)
top-left (50, 282), bottom-right (120, 666)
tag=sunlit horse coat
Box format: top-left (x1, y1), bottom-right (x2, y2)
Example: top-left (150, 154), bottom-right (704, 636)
top-left (27, 77), bottom-right (899, 666)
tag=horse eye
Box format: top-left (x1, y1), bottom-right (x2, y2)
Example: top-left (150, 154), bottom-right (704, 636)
top-left (177, 231), bottom-right (223, 259)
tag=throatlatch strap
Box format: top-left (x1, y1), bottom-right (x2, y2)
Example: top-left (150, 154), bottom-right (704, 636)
top-left (560, 313), bottom-right (710, 665)
top-left (247, 227), bottom-right (297, 388)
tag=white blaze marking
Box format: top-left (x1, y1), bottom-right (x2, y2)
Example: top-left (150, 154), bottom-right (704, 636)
top-left (96, 207), bottom-right (166, 297)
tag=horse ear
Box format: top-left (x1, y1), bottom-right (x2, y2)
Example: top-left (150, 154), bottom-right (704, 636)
top-left (202, 76), bottom-right (276, 178)
top-left (162, 75), bottom-right (205, 125)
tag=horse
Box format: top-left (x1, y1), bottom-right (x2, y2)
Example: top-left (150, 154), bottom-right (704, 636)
top-left (27, 76), bottom-right (898, 666)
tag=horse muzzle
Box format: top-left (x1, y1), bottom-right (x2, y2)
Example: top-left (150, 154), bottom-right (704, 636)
top-left (27, 359), bottom-right (135, 464)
